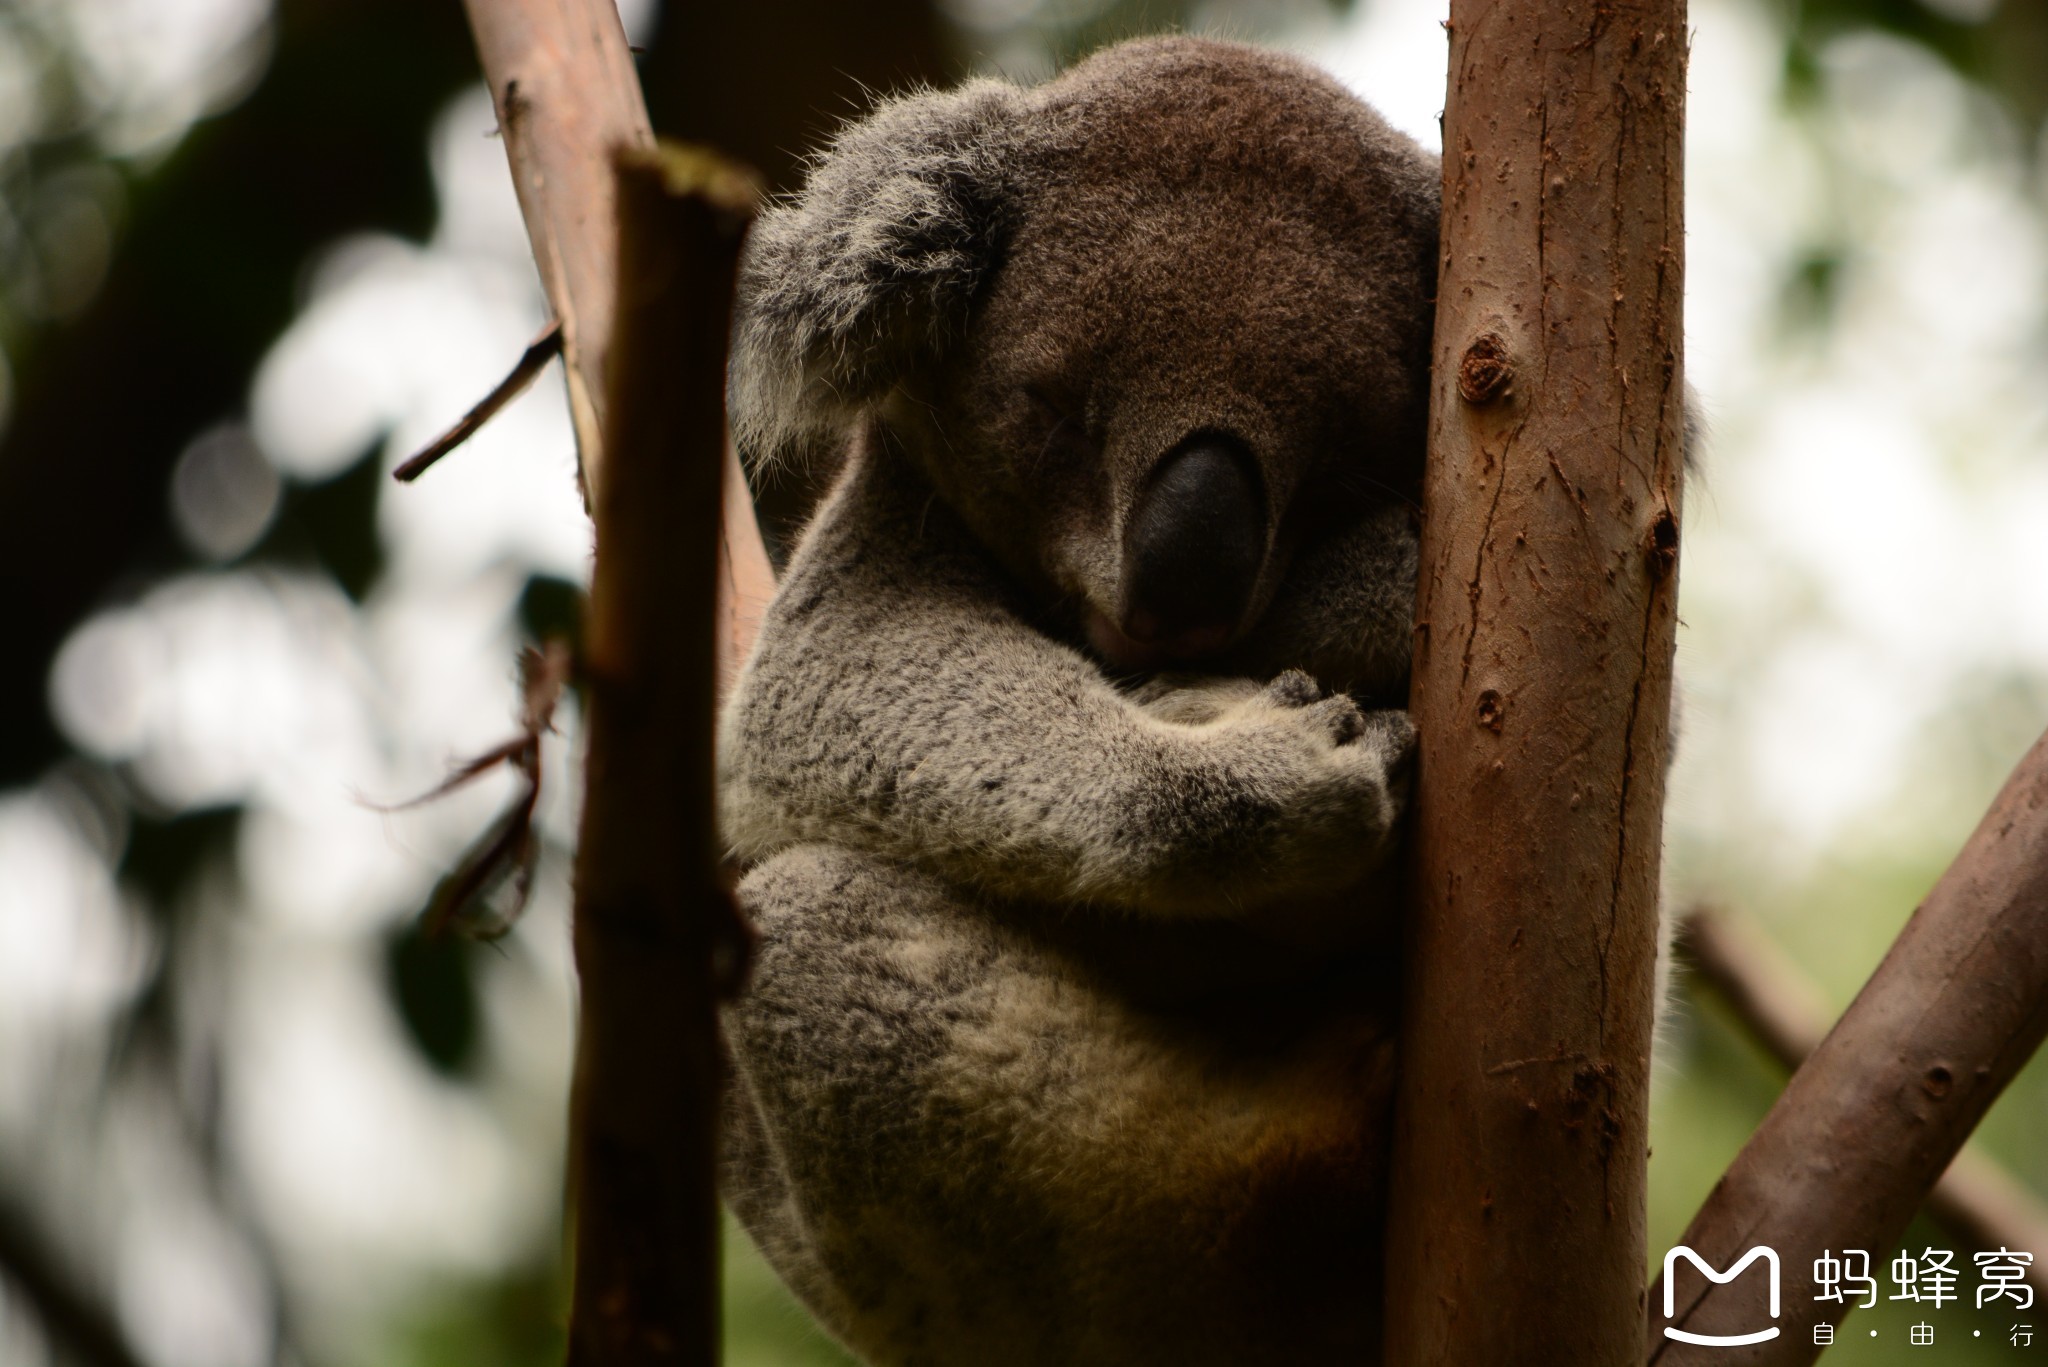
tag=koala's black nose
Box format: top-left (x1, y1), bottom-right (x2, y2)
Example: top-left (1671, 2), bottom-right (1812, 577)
top-left (1120, 437), bottom-right (1267, 652)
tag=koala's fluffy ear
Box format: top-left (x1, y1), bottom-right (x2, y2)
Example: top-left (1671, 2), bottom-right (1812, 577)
top-left (729, 80), bottom-right (1025, 470)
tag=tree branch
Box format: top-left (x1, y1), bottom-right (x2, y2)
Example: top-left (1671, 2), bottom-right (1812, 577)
top-left (456, 7), bottom-right (783, 1365)
top-left (461, 0), bottom-right (774, 693)
top-left (566, 143), bottom-right (757, 1367)
top-left (393, 322), bottom-right (562, 482)
top-left (1682, 907), bottom-right (2048, 1297)
top-left (461, 0), bottom-right (649, 506)
top-left (1652, 734), bottom-right (2048, 1362)
top-left (1382, 2), bottom-right (1688, 1361)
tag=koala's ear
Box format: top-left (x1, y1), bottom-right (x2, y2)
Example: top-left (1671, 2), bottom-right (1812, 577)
top-left (729, 80), bottom-right (1025, 469)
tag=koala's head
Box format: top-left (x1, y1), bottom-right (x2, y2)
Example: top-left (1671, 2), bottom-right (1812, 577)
top-left (732, 37), bottom-right (1439, 676)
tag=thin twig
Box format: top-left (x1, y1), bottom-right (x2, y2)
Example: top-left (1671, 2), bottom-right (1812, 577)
top-left (392, 322), bottom-right (563, 482)
top-left (1680, 906), bottom-right (2048, 1298)
top-left (373, 642), bottom-right (570, 938)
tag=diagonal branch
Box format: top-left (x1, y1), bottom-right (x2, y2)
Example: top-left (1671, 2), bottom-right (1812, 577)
top-left (1652, 728), bottom-right (2048, 1362)
top-left (1681, 906), bottom-right (2048, 1297)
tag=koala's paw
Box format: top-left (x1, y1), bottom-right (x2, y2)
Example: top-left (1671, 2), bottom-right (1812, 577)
top-left (1249, 669), bottom-right (1417, 760)
top-left (1250, 669), bottom-right (1369, 744)
top-left (1133, 671), bottom-right (1415, 913)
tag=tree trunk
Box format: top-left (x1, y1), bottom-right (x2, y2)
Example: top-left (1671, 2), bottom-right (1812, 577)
top-left (1381, 1), bottom-right (1688, 1362)
top-left (459, 6), bottom-right (781, 1364)
top-left (565, 146), bottom-right (757, 1367)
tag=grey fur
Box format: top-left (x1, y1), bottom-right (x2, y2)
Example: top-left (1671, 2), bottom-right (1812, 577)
top-left (720, 36), bottom-right (1444, 1365)
top-left (729, 80), bottom-right (1027, 472)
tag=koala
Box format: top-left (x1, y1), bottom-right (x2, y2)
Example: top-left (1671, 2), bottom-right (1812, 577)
top-left (717, 36), bottom-right (1440, 1367)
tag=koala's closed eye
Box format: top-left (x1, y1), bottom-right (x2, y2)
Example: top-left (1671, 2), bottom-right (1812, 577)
top-left (1020, 383), bottom-right (1077, 425)
top-left (1018, 383), bottom-right (1095, 463)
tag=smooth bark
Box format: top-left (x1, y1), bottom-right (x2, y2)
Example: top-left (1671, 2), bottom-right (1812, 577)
top-left (462, 0), bottom-right (651, 505)
top-left (1381, 1), bottom-right (1688, 1361)
top-left (461, 0), bottom-right (774, 687)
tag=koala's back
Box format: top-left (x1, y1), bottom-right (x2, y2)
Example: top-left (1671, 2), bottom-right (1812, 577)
top-left (725, 844), bottom-right (1397, 1367)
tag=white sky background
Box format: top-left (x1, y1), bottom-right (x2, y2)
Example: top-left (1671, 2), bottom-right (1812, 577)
top-left (3, 0), bottom-right (2048, 1361)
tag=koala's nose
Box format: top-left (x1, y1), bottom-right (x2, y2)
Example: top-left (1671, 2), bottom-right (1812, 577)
top-left (1119, 437), bottom-right (1267, 653)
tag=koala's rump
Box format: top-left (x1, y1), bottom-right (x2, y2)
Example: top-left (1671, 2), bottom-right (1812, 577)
top-left (723, 843), bottom-right (1395, 1366)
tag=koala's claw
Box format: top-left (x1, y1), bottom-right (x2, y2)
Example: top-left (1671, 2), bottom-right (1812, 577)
top-left (1259, 669), bottom-right (1324, 710)
top-left (1305, 695), bottom-right (1366, 746)
top-left (1247, 671), bottom-right (1369, 747)
top-left (1255, 670), bottom-right (1367, 744)
top-left (1358, 707), bottom-right (1417, 768)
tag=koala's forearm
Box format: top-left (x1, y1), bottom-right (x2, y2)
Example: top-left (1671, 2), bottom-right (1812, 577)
top-left (720, 563), bottom-right (1216, 911)
top-left (719, 461), bottom-right (1403, 915)
top-left (725, 667), bottom-right (1153, 910)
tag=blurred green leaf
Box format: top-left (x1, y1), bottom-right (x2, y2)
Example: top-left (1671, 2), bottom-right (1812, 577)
top-left (384, 921), bottom-right (483, 1079)
top-left (387, 1261), bottom-right (567, 1367)
top-left (519, 573), bottom-right (585, 646)
top-left (1781, 245), bottom-right (1849, 333)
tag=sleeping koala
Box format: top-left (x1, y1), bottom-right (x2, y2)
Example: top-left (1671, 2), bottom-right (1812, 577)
top-left (718, 36), bottom-right (1438, 1367)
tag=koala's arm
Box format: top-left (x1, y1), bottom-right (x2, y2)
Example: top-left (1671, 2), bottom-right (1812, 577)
top-left (719, 453), bottom-right (1411, 918)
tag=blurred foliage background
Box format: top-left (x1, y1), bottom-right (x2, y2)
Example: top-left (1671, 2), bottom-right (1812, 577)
top-left (1, 0), bottom-right (2045, 1363)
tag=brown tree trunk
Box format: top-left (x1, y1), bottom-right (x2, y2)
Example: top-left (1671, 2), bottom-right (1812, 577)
top-left (1381, 1), bottom-right (1688, 1362)
top-left (459, 6), bottom-right (781, 1364)
top-left (566, 146), bottom-right (757, 1367)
